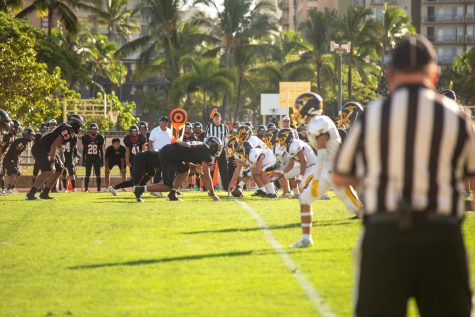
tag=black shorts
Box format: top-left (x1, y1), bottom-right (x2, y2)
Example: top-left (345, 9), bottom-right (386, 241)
top-left (107, 159), bottom-right (124, 170)
top-left (34, 148), bottom-right (63, 173)
top-left (159, 144), bottom-right (189, 188)
top-left (3, 159), bottom-right (20, 176)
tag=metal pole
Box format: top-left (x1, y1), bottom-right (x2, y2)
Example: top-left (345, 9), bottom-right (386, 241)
top-left (338, 53), bottom-right (343, 113)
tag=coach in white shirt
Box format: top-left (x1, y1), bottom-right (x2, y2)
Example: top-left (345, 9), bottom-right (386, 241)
top-left (149, 116), bottom-right (172, 151)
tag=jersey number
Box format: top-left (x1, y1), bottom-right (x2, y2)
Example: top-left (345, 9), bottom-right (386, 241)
top-left (61, 130), bottom-right (70, 140)
top-left (65, 142), bottom-right (71, 152)
top-left (87, 144), bottom-right (98, 155)
top-left (131, 145), bottom-right (139, 155)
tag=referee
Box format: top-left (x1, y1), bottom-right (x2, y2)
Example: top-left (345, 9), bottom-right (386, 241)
top-left (205, 112), bottom-right (229, 190)
top-left (333, 35), bottom-right (475, 317)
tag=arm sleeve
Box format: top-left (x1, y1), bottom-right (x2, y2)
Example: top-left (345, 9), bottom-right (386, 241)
top-left (334, 119), bottom-right (363, 176)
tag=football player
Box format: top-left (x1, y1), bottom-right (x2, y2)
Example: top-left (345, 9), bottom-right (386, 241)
top-left (182, 122), bottom-right (195, 142)
top-left (133, 137), bottom-right (223, 202)
top-left (61, 134), bottom-right (79, 192)
top-left (104, 138), bottom-right (126, 189)
top-left (340, 101), bottom-right (364, 131)
top-left (0, 119), bottom-right (20, 192)
top-left (3, 128), bottom-right (34, 194)
top-left (32, 123), bottom-right (49, 186)
top-left (236, 141), bottom-right (277, 198)
top-left (290, 93), bottom-right (362, 248)
top-left (47, 119), bottom-right (57, 132)
top-left (257, 125), bottom-right (266, 141)
top-left (439, 88), bottom-right (456, 101)
top-left (0, 109), bottom-right (12, 131)
top-left (236, 125), bottom-right (266, 149)
top-left (124, 125), bottom-right (147, 172)
top-left (107, 150), bottom-right (161, 196)
top-left (26, 114), bottom-right (84, 200)
top-left (193, 122), bottom-right (205, 141)
top-left (82, 123), bottom-right (105, 192)
top-left (138, 121), bottom-right (150, 149)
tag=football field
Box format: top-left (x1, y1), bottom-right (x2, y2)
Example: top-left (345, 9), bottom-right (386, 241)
top-left (1, 192), bottom-right (474, 317)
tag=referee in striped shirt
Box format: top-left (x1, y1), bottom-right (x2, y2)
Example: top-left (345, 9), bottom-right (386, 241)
top-left (205, 112), bottom-right (229, 190)
top-left (333, 35), bottom-right (475, 317)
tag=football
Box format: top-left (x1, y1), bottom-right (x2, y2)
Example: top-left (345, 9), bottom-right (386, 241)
top-left (231, 186), bottom-right (244, 198)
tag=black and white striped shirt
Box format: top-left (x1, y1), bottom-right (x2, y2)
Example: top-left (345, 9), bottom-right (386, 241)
top-left (335, 84), bottom-right (475, 218)
top-left (205, 123), bottom-right (228, 144)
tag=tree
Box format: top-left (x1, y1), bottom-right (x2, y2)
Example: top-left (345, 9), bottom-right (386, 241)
top-left (194, 0), bottom-right (278, 121)
top-left (0, 12), bottom-right (77, 126)
top-left (17, 0), bottom-right (81, 37)
top-left (336, 6), bottom-right (380, 100)
top-left (441, 48), bottom-right (475, 104)
top-left (299, 9), bottom-right (338, 91)
top-left (173, 56), bottom-right (235, 123)
top-left (375, 4), bottom-right (415, 94)
top-left (80, 0), bottom-right (139, 43)
top-left (0, 0), bottom-right (22, 12)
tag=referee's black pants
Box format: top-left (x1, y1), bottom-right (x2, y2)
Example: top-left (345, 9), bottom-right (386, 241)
top-left (356, 214), bottom-right (472, 317)
top-left (216, 151), bottom-right (229, 190)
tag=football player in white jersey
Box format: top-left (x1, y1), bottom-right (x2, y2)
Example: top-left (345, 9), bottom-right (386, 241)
top-left (290, 93), bottom-right (363, 248)
top-left (265, 128), bottom-right (300, 198)
top-left (237, 141), bottom-right (277, 198)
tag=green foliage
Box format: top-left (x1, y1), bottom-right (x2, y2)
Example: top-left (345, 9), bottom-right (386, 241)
top-left (0, 12), bottom-right (78, 127)
top-left (98, 92), bottom-right (139, 130)
top-left (441, 48), bottom-right (475, 105)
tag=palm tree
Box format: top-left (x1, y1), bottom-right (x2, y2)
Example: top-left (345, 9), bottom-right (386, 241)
top-left (194, 0), bottom-right (278, 121)
top-left (299, 8), bottom-right (338, 91)
top-left (337, 6), bottom-right (380, 100)
top-left (17, 0), bottom-right (80, 37)
top-left (80, 0), bottom-right (139, 43)
top-left (173, 56), bottom-right (235, 123)
top-left (375, 4), bottom-right (415, 94)
top-left (0, 0), bottom-right (22, 12)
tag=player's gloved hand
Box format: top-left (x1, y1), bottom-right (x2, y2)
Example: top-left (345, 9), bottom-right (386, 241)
top-left (208, 191), bottom-right (220, 201)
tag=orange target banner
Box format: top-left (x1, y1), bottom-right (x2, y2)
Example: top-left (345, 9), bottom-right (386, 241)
top-left (170, 108), bottom-right (188, 143)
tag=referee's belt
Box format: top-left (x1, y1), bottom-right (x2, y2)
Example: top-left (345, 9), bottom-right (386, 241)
top-left (364, 211), bottom-right (460, 229)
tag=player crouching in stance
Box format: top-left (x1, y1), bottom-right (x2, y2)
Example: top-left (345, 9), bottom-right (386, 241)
top-left (236, 141), bottom-right (277, 198)
top-left (3, 128), bottom-right (34, 194)
top-left (290, 93), bottom-right (363, 248)
top-left (26, 115), bottom-right (84, 200)
top-left (133, 137), bottom-right (223, 202)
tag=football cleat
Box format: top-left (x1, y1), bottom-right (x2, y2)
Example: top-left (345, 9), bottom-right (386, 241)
top-left (167, 191), bottom-right (181, 201)
top-left (4, 189), bottom-right (14, 195)
top-left (39, 194), bottom-right (55, 200)
top-left (266, 193), bottom-right (277, 198)
top-left (133, 186), bottom-right (145, 202)
top-left (289, 237), bottom-right (314, 248)
top-left (251, 189), bottom-right (267, 197)
top-left (278, 192), bottom-right (294, 199)
top-left (318, 194), bottom-right (330, 200)
top-left (107, 186), bottom-right (118, 196)
top-left (25, 194), bottom-right (41, 201)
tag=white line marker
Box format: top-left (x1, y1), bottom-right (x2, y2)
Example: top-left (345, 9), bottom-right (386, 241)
top-left (235, 199), bottom-right (337, 317)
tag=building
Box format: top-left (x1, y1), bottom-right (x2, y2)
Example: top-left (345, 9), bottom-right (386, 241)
top-left (354, 0), bottom-right (475, 65)
top-left (279, 0), bottom-right (352, 31)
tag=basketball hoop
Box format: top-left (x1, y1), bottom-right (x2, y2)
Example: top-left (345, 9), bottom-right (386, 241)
top-left (108, 110), bottom-right (119, 124)
top-left (270, 108), bottom-right (278, 115)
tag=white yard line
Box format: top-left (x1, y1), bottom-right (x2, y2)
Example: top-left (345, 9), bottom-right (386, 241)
top-left (235, 199), bottom-right (337, 317)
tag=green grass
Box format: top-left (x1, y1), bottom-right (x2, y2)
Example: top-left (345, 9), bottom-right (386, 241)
top-left (0, 192), bottom-right (473, 317)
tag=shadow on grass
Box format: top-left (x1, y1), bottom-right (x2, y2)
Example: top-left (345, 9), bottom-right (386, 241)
top-left (68, 249), bottom-right (286, 270)
top-left (183, 220), bottom-right (354, 235)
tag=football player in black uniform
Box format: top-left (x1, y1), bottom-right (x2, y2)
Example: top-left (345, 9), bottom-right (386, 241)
top-left (32, 123), bottom-right (49, 185)
top-left (0, 119), bottom-right (20, 192)
top-left (3, 128), bottom-right (34, 194)
top-left (107, 150), bottom-right (161, 196)
top-left (61, 135), bottom-right (79, 192)
top-left (26, 114), bottom-right (84, 200)
top-left (104, 138), bottom-right (126, 189)
top-left (133, 137), bottom-right (223, 202)
top-left (138, 121), bottom-right (150, 149)
top-left (82, 123), bottom-right (105, 192)
top-left (182, 122), bottom-right (195, 142)
top-left (193, 122), bottom-right (205, 141)
top-left (0, 110), bottom-right (13, 195)
top-left (124, 125), bottom-right (146, 172)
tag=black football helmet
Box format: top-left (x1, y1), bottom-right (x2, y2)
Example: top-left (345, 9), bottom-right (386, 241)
top-left (205, 136), bottom-right (223, 157)
top-left (236, 125), bottom-right (252, 142)
top-left (129, 125), bottom-right (138, 136)
top-left (263, 128), bottom-right (279, 148)
top-left (237, 141), bottom-right (253, 162)
top-left (67, 114), bottom-right (84, 133)
top-left (340, 101), bottom-right (364, 128)
top-left (89, 123), bottom-right (99, 134)
top-left (0, 109), bottom-right (12, 132)
top-left (277, 128), bottom-right (294, 148)
top-left (22, 128), bottom-right (34, 141)
top-left (138, 121), bottom-right (148, 132)
top-left (292, 92), bottom-right (324, 126)
top-left (39, 123), bottom-right (48, 134)
top-left (226, 137), bottom-right (239, 156)
top-left (440, 89), bottom-right (456, 101)
top-left (11, 119), bottom-right (21, 135)
top-left (266, 123), bottom-right (276, 130)
top-left (193, 122), bottom-right (203, 132)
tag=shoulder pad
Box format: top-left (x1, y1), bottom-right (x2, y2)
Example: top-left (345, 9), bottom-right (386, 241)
top-left (308, 116), bottom-right (332, 137)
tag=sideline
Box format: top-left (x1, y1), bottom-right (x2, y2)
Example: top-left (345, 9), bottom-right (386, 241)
top-left (235, 199), bottom-right (337, 317)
